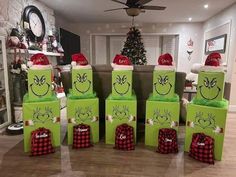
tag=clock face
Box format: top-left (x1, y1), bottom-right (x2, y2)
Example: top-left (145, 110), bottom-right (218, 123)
top-left (29, 13), bottom-right (43, 37)
top-left (23, 5), bottom-right (46, 42)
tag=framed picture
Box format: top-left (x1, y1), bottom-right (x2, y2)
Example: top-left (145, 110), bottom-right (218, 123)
top-left (205, 34), bottom-right (227, 55)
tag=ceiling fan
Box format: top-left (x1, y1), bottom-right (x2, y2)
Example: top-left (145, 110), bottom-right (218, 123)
top-left (104, 0), bottom-right (166, 17)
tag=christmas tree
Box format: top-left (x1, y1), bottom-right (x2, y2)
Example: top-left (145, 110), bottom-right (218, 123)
top-left (121, 27), bottom-right (147, 65)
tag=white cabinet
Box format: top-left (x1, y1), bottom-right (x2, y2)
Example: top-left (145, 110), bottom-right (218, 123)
top-left (0, 36), bottom-right (12, 129)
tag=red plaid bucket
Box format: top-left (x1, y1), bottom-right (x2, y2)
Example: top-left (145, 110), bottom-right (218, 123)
top-left (31, 127), bottom-right (55, 156)
top-left (114, 124), bottom-right (135, 151)
top-left (156, 128), bottom-right (178, 154)
top-left (189, 133), bottom-right (214, 164)
top-left (73, 124), bottom-right (92, 149)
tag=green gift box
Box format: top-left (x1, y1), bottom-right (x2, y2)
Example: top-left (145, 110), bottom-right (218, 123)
top-left (105, 94), bottom-right (137, 144)
top-left (112, 70), bottom-right (132, 98)
top-left (67, 97), bottom-right (99, 145)
top-left (196, 71), bottom-right (225, 102)
top-left (184, 103), bottom-right (228, 160)
top-left (23, 98), bottom-right (60, 152)
top-left (28, 69), bottom-right (52, 100)
top-left (72, 69), bottom-right (93, 97)
top-left (145, 100), bottom-right (180, 147)
top-left (153, 70), bottom-right (176, 98)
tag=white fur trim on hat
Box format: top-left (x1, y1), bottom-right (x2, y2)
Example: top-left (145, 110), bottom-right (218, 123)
top-left (72, 64), bottom-right (92, 70)
top-left (111, 63), bottom-right (134, 71)
top-left (199, 65), bottom-right (224, 72)
top-left (30, 64), bottom-right (52, 70)
top-left (154, 62), bottom-right (176, 71)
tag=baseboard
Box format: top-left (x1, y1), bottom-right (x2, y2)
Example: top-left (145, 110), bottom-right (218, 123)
top-left (229, 105), bottom-right (236, 113)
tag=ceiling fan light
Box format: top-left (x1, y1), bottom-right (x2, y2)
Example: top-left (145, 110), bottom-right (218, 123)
top-left (125, 8), bottom-right (141, 16)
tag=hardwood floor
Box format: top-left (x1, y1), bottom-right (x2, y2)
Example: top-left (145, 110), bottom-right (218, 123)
top-left (0, 112), bottom-right (236, 177)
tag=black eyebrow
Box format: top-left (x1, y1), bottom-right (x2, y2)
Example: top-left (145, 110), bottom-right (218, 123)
top-left (211, 78), bottom-right (217, 82)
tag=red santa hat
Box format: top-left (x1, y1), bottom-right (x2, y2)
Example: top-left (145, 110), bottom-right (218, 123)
top-left (200, 52), bottom-right (224, 72)
top-left (71, 53), bottom-right (91, 69)
top-left (154, 53), bottom-right (176, 71)
top-left (27, 53), bottom-right (52, 69)
top-left (111, 54), bottom-right (133, 70)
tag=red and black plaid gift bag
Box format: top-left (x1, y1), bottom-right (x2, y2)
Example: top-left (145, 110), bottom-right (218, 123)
top-left (73, 124), bottom-right (92, 149)
top-left (114, 124), bottom-right (135, 151)
top-left (156, 128), bottom-right (178, 154)
top-left (189, 133), bottom-right (215, 164)
top-left (31, 127), bottom-right (55, 156)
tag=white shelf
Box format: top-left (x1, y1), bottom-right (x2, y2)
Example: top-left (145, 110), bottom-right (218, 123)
top-left (0, 88), bottom-right (5, 92)
top-left (0, 36), bottom-right (12, 129)
top-left (8, 49), bottom-right (64, 57)
top-left (0, 107), bottom-right (7, 113)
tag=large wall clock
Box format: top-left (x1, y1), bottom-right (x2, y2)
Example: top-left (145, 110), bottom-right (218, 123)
top-left (22, 5), bottom-right (46, 42)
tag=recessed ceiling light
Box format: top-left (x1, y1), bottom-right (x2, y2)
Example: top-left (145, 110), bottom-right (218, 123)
top-left (188, 17), bottom-right (192, 22)
top-left (204, 4), bottom-right (209, 9)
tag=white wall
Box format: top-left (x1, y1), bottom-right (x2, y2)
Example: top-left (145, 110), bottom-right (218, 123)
top-left (67, 22), bottom-right (203, 74)
top-left (203, 3), bottom-right (236, 107)
top-left (95, 35), bottom-right (107, 64)
top-left (0, 0), bottom-right (55, 37)
top-left (92, 34), bottom-right (162, 65)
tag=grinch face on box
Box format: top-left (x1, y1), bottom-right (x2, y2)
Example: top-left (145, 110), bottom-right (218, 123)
top-left (199, 77), bottom-right (221, 100)
top-left (75, 106), bottom-right (92, 122)
top-left (33, 107), bottom-right (54, 124)
top-left (154, 75), bottom-right (172, 96)
top-left (74, 73), bottom-right (91, 94)
top-left (30, 75), bottom-right (51, 97)
top-left (152, 109), bottom-right (172, 125)
top-left (113, 75), bottom-right (130, 96)
top-left (112, 105), bottom-right (130, 120)
top-left (194, 112), bottom-right (216, 130)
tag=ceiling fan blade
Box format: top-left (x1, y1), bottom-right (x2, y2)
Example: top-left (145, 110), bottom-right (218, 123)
top-left (141, 5), bottom-right (166, 10)
top-left (137, 0), bottom-right (152, 5)
top-left (104, 8), bottom-right (125, 12)
top-left (111, 0), bottom-right (127, 5)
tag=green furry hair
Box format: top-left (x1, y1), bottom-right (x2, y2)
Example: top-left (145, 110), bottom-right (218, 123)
top-left (107, 92), bottom-right (137, 100)
top-left (192, 97), bottom-right (228, 108)
top-left (148, 93), bottom-right (179, 102)
top-left (67, 89), bottom-right (97, 99)
top-left (23, 93), bottom-right (57, 103)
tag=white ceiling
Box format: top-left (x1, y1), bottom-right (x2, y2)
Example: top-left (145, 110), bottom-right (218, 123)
top-left (39, 0), bottom-right (236, 23)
